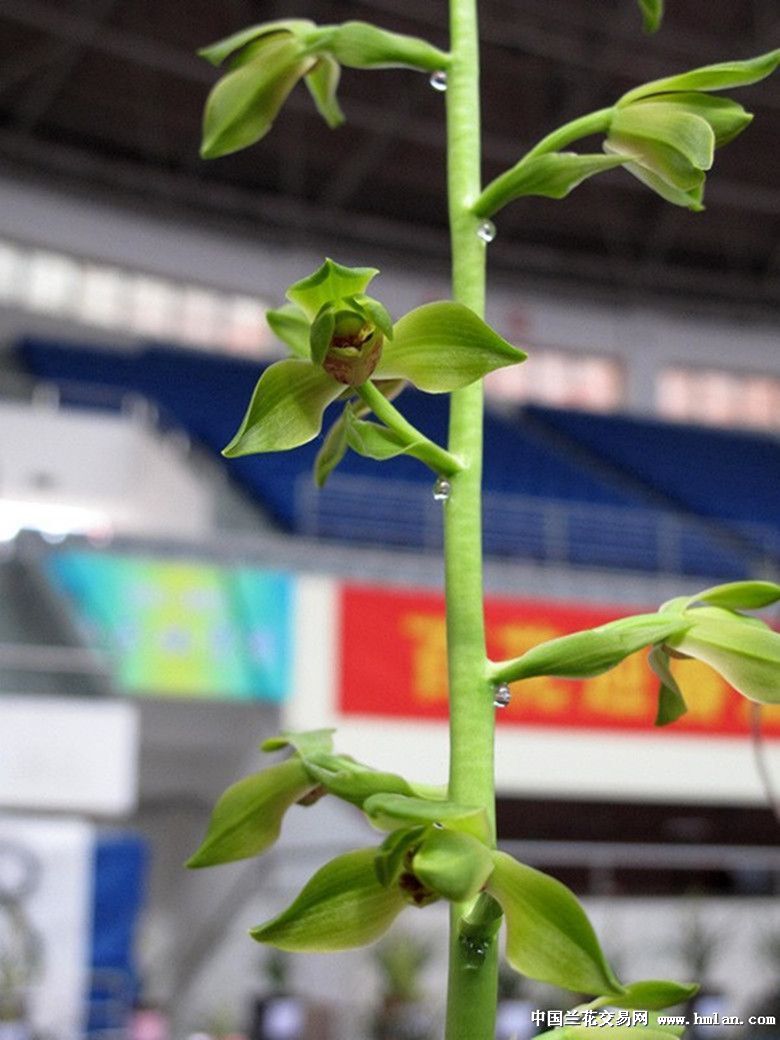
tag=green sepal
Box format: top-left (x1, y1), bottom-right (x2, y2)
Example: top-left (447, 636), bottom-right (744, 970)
top-left (363, 793), bottom-right (491, 843)
top-left (345, 410), bottom-right (423, 462)
top-left (201, 36), bottom-right (314, 158)
top-left (688, 579), bottom-right (780, 611)
top-left (186, 758), bottom-right (315, 868)
top-left (632, 93), bottom-right (752, 147)
top-left (315, 412), bottom-right (350, 486)
top-left (648, 646), bottom-right (688, 726)
top-left (374, 826), bottom-right (427, 887)
top-left (250, 848), bottom-right (407, 951)
top-left (604, 140), bottom-right (705, 209)
top-left (222, 359), bottom-right (341, 456)
top-left (309, 303), bottom-right (337, 366)
top-left (608, 977), bottom-right (699, 1010)
top-left (487, 851), bottom-right (624, 996)
top-left (492, 613), bottom-right (692, 683)
top-left (637, 0), bottom-right (664, 33)
top-left (198, 20), bottom-right (316, 67)
top-left (266, 302), bottom-right (311, 359)
top-left (286, 258), bottom-right (379, 320)
top-left (261, 729), bottom-right (336, 757)
top-left (375, 302), bottom-right (526, 392)
top-left (619, 49), bottom-right (780, 106)
top-left (665, 611), bottom-right (780, 705)
top-left (321, 21), bottom-right (450, 72)
top-left (475, 153), bottom-right (627, 217)
top-left (305, 55), bottom-right (344, 129)
top-left (303, 754), bottom-right (417, 806)
top-left (609, 104), bottom-right (715, 172)
top-left (412, 829), bottom-right (495, 903)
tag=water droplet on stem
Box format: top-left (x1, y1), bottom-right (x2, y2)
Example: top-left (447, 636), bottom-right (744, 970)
top-left (429, 70), bottom-right (448, 92)
top-left (433, 476), bottom-right (451, 501)
top-left (476, 219), bottom-right (497, 243)
top-left (493, 683), bottom-right (511, 708)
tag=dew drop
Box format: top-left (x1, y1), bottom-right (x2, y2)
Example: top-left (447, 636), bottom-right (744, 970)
top-left (433, 476), bottom-right (452, 501)
top-left (477, 219), bottom-right (497, 243)
top-left (429, 70), bottom-right (448, 92)
top-left (493, 683), bottom-right (511, 708)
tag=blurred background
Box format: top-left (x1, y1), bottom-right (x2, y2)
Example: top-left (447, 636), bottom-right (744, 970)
top-left (0, 0), bottom-right (778, 1037)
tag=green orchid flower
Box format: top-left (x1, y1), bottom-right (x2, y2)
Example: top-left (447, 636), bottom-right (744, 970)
top-left (222, 260), bottom-right (525, 471)
top-left (488, 580), bottom-right (780, 726)
top-left (199, 20), bottom-right (450, 158)
top-left (604, 50), bottom-right (780, 210)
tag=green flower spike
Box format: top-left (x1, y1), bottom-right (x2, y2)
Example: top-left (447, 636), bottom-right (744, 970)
top-left (222, 259), bottom-right (525, 463)
top-left (605, 50), bottom-right (780, 210)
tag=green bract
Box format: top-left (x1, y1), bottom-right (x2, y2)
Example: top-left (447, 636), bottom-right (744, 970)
top-left (222, 260), bottom-right (525, 464)
top-left (199, 19), bottom-right (449, 158)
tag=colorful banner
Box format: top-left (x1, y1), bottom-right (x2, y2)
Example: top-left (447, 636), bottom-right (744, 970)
top-left (47, 551), bottom-right (293, 700)
top-left (339, 583), bottom-right (780, 738)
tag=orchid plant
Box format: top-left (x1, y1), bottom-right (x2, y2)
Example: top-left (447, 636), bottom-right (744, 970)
top-left (189, 4), bottom-right (780, 1037)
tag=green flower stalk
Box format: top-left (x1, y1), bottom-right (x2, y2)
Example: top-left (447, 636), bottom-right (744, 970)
top-left (192, 8), bottom-right (779, 1040)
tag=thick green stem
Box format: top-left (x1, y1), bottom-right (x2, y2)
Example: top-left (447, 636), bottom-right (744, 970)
top-left (444, 1), bottom-right (499, 1037)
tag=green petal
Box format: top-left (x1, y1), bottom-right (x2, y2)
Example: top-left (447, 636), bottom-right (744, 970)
top-left (632, 93), bottom-right (753, 146)
top-left (374, 827), bottom-right (427, 887)
top-left (251, 848), bottom-right (407, 951)
top-left (198, 20), bottom-right (316, 67)
top-left (201, 37), bottom-right (313, 158)
top-left (303, 755), bottom-right (417, 806)
top-left (648, 646), bottom-right (688, 726)
top-left (541, 1029), bottom-right (685, 1040)
top-left (266, 302), bottom-right (311, 359)
top-left (187, 758), bottom-right (314, 868)
top-left (305, 54), bottom-right (345, 129)
top-left (611, 978), bottom-right (699, 1010)
top-left (604, 142), bottom-right (705, 210)
top-left (376, 302), bottom-right (526, 392)
top-left (619, 49), bottom-right (780, 106)
top-left (286, 258), bottom-right (379, 320)
top-left (345, 411), bottom-right (424, 461)
top-left (475, 153), bottom-right (627, 217)
top-left (261, 729), bottom-right (336, 756)
top-left (309, 303), bottom-right (337, 365)
top-left (610, 104), bottom-right (715, 171)
top-left (492, 613), bottom-right (692, 684)
top-left (412, 829), bottom-right (495, 903)
top-left (688, 579), bottom-right (780, 611)
top-left (363, 793), bottom-right (491, 843)
top-left (314, 411), bottom-right (350, 486)
top-left (487, 852), bottom-right (624, 996)
top-left (666, 616), bottom-right (780, 705)
top-left (637, 0), bottom-right (664, 33)
top-left (223, 359), bottom-right (342, 456)
top-left (325, 21), bottom-right (450, 72)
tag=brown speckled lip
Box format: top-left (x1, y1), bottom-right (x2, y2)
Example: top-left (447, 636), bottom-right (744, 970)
top-left (323, 334), bottom-right (383, 386)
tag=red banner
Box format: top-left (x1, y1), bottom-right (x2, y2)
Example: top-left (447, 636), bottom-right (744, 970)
top-left (339, 583), bottom-right (780, 738)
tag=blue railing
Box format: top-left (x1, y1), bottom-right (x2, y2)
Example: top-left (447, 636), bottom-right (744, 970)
top-left (295, 473), bottom-right (779, 578)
